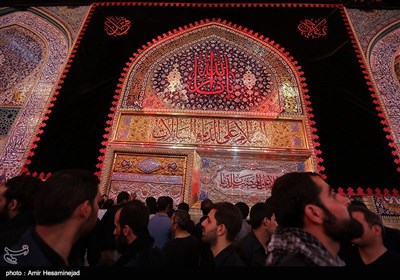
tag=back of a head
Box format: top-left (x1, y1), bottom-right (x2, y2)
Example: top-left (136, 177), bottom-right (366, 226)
top-left (213, 202), bottom-right (243, 242)
top-left (116, 191), bottom-right (130, 204)
top-left (250, 200), bottom-right (274, 229)
top-left (145, 196), bottom-right (157, 214)
top-left (156, 196), bottom-right (170, 212)
top-left (146, 196), bottom-right (156, 206)
top-left (103, 198), bottom-right (114, 209)
top-left (165, 196), bottom-right (174, 211)
top-left (34, 169), bottom-right (99, 225)
top-left (172, 209), bottom-right (191, 230)
top-left (5, 175), bottom-right (43, 212)
top-left (200, 199), bottom-right (214, 216)
top-left (271, 172), bottom-right (321, 228)
top-left (177, 202), bottom-right (190, 212)
top-left (235, 202), bottom-right (249, 220)
top-left (119, 200), bottom-right (149, 236)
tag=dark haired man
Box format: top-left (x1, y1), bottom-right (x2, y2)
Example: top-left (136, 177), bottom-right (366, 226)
top-left (235, 199), bottom-right (277, 266)
top-left (201, 201), bottom-right (244, 266)
top-left (342, 205), bottom-right (400, 266)
top-left (0, 175), bottom-right (43, 248)
top-left (1, 169), bottom-right (100, 266)
top-left (266, 172), bottom-right (363, 266)
top-left (114, 200), bottom-right (165, 266)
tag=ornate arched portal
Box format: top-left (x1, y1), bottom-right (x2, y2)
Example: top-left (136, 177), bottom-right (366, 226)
top-left (365, 21), bottom-right (400, 228)
top-left (101, 20), bottom-right (319, 207)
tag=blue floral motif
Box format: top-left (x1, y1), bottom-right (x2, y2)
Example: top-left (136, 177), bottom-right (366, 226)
top-left (199, 190), bottom-right (209, 201)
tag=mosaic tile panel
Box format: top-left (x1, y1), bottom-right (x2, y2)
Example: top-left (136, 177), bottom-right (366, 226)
top-left (372, 196), bottom-right (400, 229)
top-left (347, 9), bottom-right (400, 54)
top-left (373, 196), bottom-right (400, 216)
top-left (38, 6), bottom-right (90, 44)
top-left (114, 113), bottom-right (307, 149)
top-left (0, 25), bottom-right (45, 107)
top-left (121, 23), bottom-right (302, 117)
top-left (199, 157), bottom-right (307, 206)
top-left (347, 9), bottom-right (400, 202)
top-left (112, 153), bottom-right (186, 177)
top-left (100, 147), bottom-right (195, 207)
top-left (369, 27), bottom-right (400, 159)
top-left (0, 10), bottom-right (70, 182)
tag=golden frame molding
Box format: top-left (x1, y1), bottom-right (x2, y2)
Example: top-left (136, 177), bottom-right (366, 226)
top-left (99, 144), bottom-right (198, 205)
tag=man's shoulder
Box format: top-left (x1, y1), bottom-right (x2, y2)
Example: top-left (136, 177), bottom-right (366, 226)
top-left (277, 254), bottom-right (314, 266)
top-left (1, 230), bottom-right (50, 266)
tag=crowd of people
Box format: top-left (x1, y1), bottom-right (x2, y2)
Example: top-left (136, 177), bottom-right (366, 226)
top-left (0, 170), bottom-right (399, 268)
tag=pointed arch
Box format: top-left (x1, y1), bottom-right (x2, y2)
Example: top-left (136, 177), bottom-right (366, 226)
top-left (368, 21), bottom-right (400, 174)
top-left (0, 9), bottom-right (70, 181)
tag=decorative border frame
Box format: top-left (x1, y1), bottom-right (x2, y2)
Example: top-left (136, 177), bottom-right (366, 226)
top-left (0, 9), bottom-right (71, 182)
top-left (99, 144), bottom-right (197, 204)
top-left (342, 7), bottom-right (400, 174)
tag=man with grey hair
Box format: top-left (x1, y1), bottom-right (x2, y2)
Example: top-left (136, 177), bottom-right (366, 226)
top-left (163, 209), bottom-right (200, 266)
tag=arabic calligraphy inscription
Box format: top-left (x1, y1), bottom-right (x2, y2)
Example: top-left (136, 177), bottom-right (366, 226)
top-left (152, 40), bottom-right (274, 111)
top-left (116, 114), bottom-right (305, 149)
top-left (104, 16), bottom-right (131, 37)
top-left (298, 18), bottom-right (328, 39)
